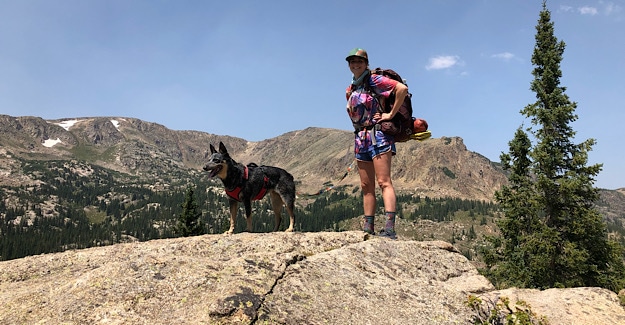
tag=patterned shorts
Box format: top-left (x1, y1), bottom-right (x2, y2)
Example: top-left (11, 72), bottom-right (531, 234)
top-left (355, 142), bottom-right (396, 162)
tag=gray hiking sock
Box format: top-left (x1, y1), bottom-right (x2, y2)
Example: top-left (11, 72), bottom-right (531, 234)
top-left (384, 211), bottom-right (396, 233)
top-left (363, 216), bottom-right (375, 234)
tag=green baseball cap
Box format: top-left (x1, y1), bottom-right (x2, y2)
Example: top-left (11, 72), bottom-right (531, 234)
top-left (345, 48), bottom-right (368, 62)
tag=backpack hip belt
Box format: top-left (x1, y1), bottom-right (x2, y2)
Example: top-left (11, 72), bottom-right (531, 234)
top-left (353, 124), bottom-right (380, 146)
top-left (353, 124), bottom-right (381, 133)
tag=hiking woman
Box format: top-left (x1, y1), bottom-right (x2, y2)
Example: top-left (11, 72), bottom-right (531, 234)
top-left (345, 48), bottom-right (408, 239)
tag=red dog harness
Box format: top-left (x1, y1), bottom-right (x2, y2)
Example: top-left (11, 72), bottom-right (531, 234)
top-left (225, 166), bottom-right (269, 202)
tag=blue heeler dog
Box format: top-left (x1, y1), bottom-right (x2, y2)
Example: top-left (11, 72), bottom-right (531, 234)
top-left (203, 142), bottom-right (296, 234)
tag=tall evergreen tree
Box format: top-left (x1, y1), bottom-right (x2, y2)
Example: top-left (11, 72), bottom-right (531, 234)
top-left (486, 1), bottom-right (625, 291)
top-left (175, 186), bottom-right (205, 237)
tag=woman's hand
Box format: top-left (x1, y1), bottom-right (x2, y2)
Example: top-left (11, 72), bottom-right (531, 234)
top-left (374, 112), bottom-right (393, 122)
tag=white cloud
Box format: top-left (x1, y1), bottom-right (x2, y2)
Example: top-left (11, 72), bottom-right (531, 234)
top-left (560, 3), bottom-right (622, 16)
top-left (491, 52), bottom-right (516, 61)
top-left (425, 55), bottom-right (460, 70)
top-left (579, 6), bottom-right (599, 15)
top-left (603, 2), bottom-right (623, 15)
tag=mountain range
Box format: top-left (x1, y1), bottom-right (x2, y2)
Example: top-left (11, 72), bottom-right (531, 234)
top-left (0, 115), bottom-right (510, 198)
top-left (1, 114), bottom-right (623, 240)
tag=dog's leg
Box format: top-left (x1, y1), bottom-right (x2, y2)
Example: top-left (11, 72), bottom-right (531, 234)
top-left (243, 200), bottom-right (253, 232)
top-left (284, 200), bottom-right (295, 233)
top-left (269, 191), bottom-right (284, 232)
top-left (273, 191), bottom-right (296, 232)
top-left (226, 199), bottom-right (238, 234)
top-left (282, 192), bottom-right (296, 232)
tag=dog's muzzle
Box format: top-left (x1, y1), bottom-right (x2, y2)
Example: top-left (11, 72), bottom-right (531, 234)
top-left (203, 164), bottom-right (222, 178)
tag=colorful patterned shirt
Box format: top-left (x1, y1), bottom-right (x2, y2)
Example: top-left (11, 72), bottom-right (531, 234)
top-left (346, 74), bottom-right (398, 128)
top-left (345, 73), bottom-right (399, 152)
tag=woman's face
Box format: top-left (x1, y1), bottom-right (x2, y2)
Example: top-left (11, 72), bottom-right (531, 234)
top-left (348, 57), bottom-right (367, 76)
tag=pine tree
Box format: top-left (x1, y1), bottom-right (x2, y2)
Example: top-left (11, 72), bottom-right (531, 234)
top-left (175, 186), bottom-right (205, 237)
top-left (486, 1), bottom-right (625, 291)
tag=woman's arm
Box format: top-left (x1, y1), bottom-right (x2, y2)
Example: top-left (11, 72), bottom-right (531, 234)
top-left (389, 82), bottom-right (408, 117)
top-left (377, 82), bottom-right (408, 121)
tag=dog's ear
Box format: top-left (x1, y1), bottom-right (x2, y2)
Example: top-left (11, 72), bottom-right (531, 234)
top-left (218, 142), bottom-right (228, 155)
top-left (209, 144), bottom-right (217, 154)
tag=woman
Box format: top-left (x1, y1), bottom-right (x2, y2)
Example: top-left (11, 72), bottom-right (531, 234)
top-left (345, 48), bottom-right (408, 239)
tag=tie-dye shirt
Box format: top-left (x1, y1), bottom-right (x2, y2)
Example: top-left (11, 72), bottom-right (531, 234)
top-left (345, 73), bottom-right (399, 152)
top-left (346, 74), bottom-right (399, 127)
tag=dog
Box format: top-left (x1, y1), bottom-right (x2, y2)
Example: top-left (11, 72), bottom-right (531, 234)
top-left (203, 142), bottom-right (296, 234)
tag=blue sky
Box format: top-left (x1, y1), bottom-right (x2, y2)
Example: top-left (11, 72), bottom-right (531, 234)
top-left (1, 0), bottom-right (623, 190)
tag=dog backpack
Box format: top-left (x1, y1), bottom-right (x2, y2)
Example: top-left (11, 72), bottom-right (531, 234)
top-left (365, 68), bottom-right (429, 142)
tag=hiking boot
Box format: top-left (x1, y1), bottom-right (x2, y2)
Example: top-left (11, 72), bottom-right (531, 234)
top-left (378, 229), bottom-right (397, 240)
